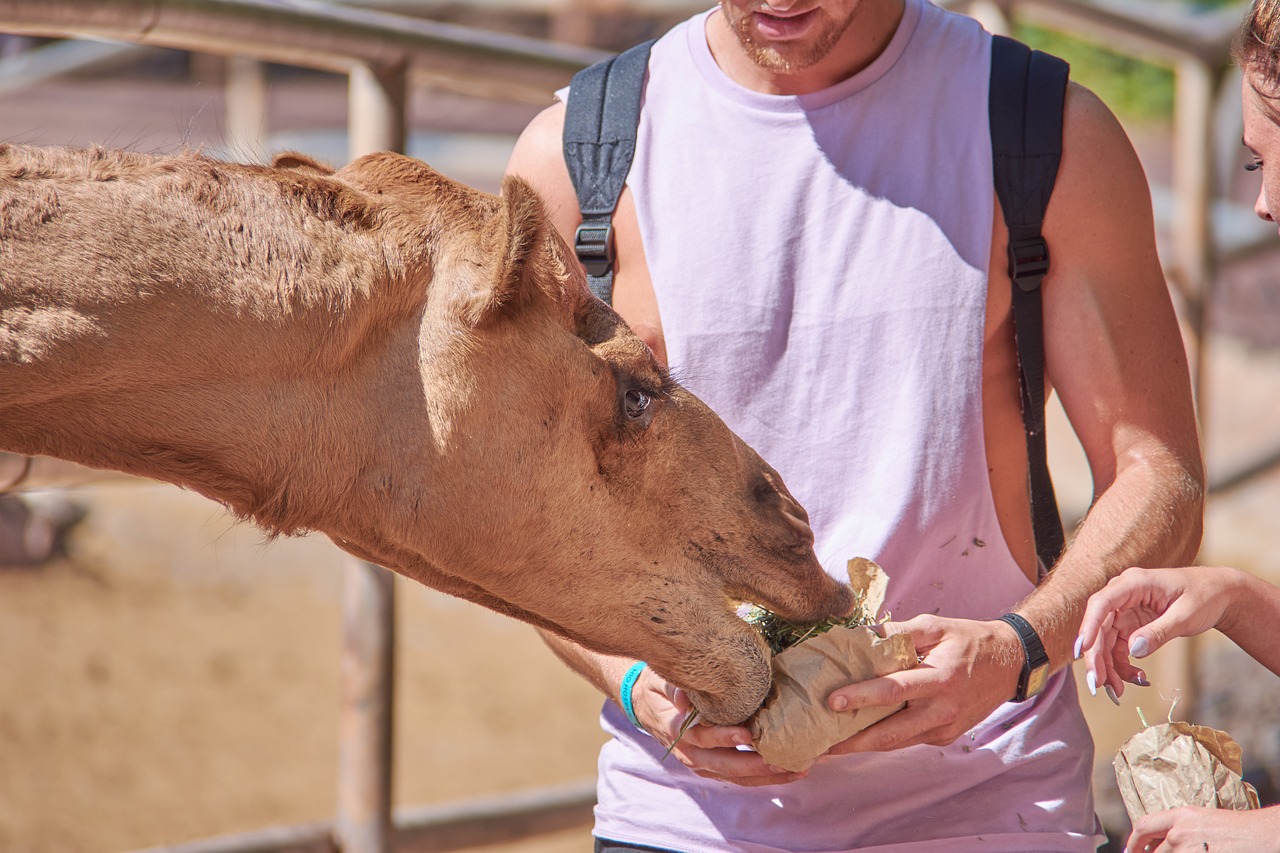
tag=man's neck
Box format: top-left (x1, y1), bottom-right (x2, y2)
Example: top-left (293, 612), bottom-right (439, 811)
top-left (705, 0), bottom-right (907, 96)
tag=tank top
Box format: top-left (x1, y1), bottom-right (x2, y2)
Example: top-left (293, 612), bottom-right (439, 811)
top-left (582, 2), bottom-right (1104, 849)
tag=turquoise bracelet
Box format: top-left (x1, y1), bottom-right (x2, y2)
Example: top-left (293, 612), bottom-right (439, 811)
top-left (619, 661), bottom-right (648, 730)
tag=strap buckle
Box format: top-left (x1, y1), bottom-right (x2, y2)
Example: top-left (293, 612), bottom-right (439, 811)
top-left (574, 220), bottom-right (615, 278)
top-left (1007, 236), bottom-right (1050, 292)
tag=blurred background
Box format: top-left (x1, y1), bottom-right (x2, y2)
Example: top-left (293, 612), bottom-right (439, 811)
top-left (1, 1), bottom-right (1278, 851)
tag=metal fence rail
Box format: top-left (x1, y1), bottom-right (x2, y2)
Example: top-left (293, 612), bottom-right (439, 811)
top-left (0, 0), bottom-right (606, 100)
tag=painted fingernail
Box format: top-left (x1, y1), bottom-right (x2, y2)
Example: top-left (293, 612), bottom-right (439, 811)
top-left (1073, 636), bottom-right (1084, 659)
top-left (1105, 685), bottom-right (1121, 706)
top-left (1086, 669), bottom-right (1097, 696)
top-left (1134, 671), bottom-right (1150, 687)
top-left (830, 695), bottom-right (848, 711)
top-left (1130, 636), bottom-right (1150, 658)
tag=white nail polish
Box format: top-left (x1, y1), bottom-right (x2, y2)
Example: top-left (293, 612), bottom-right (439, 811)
top-left (1086, 670), bottom-right (1097, 696)
top-left (1130, 636), bottom-right (1150, 658)
top-left (1073, 636), bottom-right (1083, 659)
top-left (1105, 684), bottom-right (1121, 706)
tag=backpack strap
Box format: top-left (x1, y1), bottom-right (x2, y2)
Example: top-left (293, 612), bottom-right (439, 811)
top-left (563, 39), bottom-right (656, 304)
top-left (562, 33), bottom-right (1071, 573)
top-left (989, 34), bottom-right (1070, 574)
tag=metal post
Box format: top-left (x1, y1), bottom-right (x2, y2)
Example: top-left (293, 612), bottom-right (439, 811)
top-left (336, 556), bottom-right (397, 853)
top-left (1170, 55), bottom-right (1226, 721)
top-left (968, 0), bottom-right (1011, 36)
top-left (348, 62), bottom-right (407, 162)
top-left (1173, 56), bottom-right (1218, 417)
top-left (225, 55), bottom-right (268, 163)
top-left (335, 64), bottom-right (406, 853)
top-left (550, 0), bottom-right (599, 46)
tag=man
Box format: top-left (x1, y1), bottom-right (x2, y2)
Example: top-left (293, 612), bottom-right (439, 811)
top-left (505, 0), bottom-right (1204, 849)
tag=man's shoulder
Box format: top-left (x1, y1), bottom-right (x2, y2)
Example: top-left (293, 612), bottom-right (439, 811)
top-left (505, 100), bottom-right (580, 236)
top-left (507, 100), bottom-right (567, 180)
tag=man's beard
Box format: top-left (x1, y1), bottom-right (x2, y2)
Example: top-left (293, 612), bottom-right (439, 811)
top-left (722, 3), bottom-right (857, 74)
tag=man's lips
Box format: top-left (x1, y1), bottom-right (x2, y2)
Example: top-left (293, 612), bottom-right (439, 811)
top-left (753, 7), bottom-right (820, 40)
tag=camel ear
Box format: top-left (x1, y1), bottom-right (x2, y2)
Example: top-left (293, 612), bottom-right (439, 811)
top-left (464, 176), bottom-right (551, 325)
top-left (271, 151), bottom-right (335, 175)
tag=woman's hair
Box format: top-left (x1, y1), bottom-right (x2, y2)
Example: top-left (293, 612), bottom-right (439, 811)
top-left (1234, 0), bottom-right (1280, 91)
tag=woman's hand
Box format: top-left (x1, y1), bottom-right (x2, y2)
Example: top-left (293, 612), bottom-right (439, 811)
top-left (1075, 566), bottom-right (1243, 700)
top-left (1124, 804), bottom-right (1280, 852)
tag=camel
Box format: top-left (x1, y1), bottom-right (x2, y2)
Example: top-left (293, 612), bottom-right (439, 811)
top-left (0, 144), bottom-right (852, 724)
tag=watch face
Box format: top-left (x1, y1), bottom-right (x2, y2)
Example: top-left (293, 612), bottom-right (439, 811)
top-left (1026, 663), bottom-right (1051, 698)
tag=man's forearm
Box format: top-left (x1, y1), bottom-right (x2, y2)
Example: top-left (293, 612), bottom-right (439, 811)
top-left (1020, 444), bottom-right (1204, 668)
top-left (539, 627), bottom-right (636, 705)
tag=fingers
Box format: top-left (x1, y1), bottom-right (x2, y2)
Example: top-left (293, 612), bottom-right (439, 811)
top-left (641, 689), bottom-right (805, 787)
top-left (1127, 592), bottom-right (1202, 661)
top-left (828, 667), bottom-right (920, 715)
top-left (1124, 808), bottom-right (1182, 853)
top-left (1078, 567), bottom-right (1144, 645)
top-left (880, 615), bottom-right (946, 647)
top-left (825, 671), bottom-right (978, 752)
top-left (666, 723), bottom-right (807, 787)
top-left (825, 700), bottom-right (956, 754)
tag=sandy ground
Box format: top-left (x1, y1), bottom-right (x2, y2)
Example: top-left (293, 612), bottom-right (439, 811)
top-left (4, 51), bottom-right (1280, 853)
top-left (0, 484), bottom-right (608, 853)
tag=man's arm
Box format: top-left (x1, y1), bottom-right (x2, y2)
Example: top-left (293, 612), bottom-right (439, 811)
top-left (827, 82), bottom-right (1204, 750)
top-left (1020, 82), bottom-right (1204, 661)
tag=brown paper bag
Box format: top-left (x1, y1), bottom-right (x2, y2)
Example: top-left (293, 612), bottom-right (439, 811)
top-left (746, 558), bottom-right (917, 772)
top-left (1114, 721), bottom-right (1260, 822)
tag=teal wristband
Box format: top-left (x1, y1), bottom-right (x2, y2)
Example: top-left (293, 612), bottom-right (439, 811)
top-left (619, 661), bottom-right (648, 730)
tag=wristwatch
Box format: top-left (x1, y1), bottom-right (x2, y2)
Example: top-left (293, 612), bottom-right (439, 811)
top-left (998, 612), bottom-right (1051, 702)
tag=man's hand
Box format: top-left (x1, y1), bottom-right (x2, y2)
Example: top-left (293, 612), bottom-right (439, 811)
top-left (629, 666), bottom-right (809, 787)
top-left (823, 615), bottom-right (1023, 753)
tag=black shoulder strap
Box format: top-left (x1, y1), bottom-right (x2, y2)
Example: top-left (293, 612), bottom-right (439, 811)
top-left (989, 34), bottom-right (1070, 574)
top-left (563, 39), bottom-right (656, 304)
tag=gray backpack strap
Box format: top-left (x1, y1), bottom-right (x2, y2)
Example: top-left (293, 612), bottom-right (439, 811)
top-left (989, 34), bottom-right (1070, 574)
top-left (562, 39), bottom-right (655, 304)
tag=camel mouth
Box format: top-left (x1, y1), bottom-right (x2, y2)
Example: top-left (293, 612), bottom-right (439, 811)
top-left (732, 571), bottom-right (855, 625)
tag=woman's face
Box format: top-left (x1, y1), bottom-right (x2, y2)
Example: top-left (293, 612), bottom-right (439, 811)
top-left (1242, 68), bottom-right (1280, 231)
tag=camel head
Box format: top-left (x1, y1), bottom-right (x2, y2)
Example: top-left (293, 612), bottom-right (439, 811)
top-left (0, 146), bottom-right (853, 724)
top-left (333, 156), bottom-right (853, 723)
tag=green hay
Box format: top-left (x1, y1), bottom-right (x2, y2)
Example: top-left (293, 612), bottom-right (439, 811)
top-left (741, 587), bottom-right (879, 656)
top-left (660, 590), bottom-right (882, 761)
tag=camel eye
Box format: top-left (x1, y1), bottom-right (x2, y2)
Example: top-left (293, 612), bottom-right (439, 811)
top-left (624, 388), bottom-right (651, 421)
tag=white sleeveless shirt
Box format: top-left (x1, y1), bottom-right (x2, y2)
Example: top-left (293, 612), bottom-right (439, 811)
top-left (582, 2), bottom-right (1104, 849)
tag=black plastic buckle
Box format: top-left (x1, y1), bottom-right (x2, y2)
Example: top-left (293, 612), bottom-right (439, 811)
top-left (1008, 236), bottom-right (1050, 292)
top-left (574, 221), bottom-right (615, 278)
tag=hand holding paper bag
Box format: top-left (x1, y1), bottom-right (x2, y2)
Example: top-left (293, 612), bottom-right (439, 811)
top-left (745, 558), bottom-right (917, 772)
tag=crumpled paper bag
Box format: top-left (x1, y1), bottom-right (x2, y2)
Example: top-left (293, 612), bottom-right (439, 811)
top-left (747, 558), bottom-right (917, 772)
top-left (1114, 721), bottom-right (1260, 822)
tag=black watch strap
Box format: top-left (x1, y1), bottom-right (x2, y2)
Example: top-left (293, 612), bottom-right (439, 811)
top-left (998, 612), bottom-right (1051, 702)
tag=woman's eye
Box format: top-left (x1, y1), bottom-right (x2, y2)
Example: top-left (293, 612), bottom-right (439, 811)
top-left (1245, 158), bottom-right (1263, 173)
top-left (624, 388), bottom-right (651, 420)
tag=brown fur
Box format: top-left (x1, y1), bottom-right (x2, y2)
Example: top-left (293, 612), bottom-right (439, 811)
top-left (0, 144), bottom-right (852, 723)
